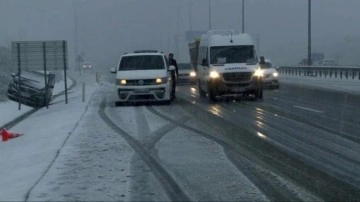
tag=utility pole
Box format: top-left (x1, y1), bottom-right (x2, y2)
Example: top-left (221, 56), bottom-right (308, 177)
top-left (209, 0), bottom-right (212, 30)
top-left (73, 2), bottom-right (79, 73)
top-left (242, 0), bottom-right (245, 33)
top-left (307, 0), bottom-right (312, 65)
top-left (176, 9), bottom-right (180, 58)
top-left (256, 34), bottom-right (260, 56)
top-left (189, 0), bottom-right (192, 32)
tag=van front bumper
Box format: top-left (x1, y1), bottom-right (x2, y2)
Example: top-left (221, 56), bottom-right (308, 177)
top-left (208, 77), bottom-right (260, 95)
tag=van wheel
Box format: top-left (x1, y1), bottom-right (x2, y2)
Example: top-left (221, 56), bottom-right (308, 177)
top-left (255, 87), bottom-right (263, 100)
top-left (198, 80), bottom-right (206, 97)
top-left (208, 86), bottom-right (217, 102)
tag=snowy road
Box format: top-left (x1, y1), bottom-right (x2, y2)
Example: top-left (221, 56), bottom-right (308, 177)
top-left (1, 72), bottom-right (360, 201)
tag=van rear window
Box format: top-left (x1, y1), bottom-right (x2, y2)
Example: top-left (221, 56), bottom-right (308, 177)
top-left (119, 55), bottom-right (165, 71)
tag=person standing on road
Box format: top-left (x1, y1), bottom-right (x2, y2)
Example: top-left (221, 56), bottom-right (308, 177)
top-left (259, 56), bottom-right (266, 67)
top-left (168, 53), bottom-right (178, 99)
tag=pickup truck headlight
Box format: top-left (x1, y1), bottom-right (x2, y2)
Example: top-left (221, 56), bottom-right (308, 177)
top-left (156, 78), bottom-right (163, 84)
top-left (209, 71), bottom-right (220, 79)
top-left (120, 80), bottom-right (127, 85)
top-left (190, 71), bottom-right (196, 77)
top-left (273, 72), bottom-right (279, 77)
top-left (156, 77), bottom-right (168, 84)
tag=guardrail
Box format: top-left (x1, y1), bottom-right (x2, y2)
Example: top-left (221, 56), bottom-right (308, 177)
top-left (278, 65), bottom-right (360, 80)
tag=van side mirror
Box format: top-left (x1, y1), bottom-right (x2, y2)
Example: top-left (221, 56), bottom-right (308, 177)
top-left (202, 58), bottom-right (209, 66)
top-left (169, 65), bottom-right (176, 71)
top-left (110, 67), bottom-right (116, 73)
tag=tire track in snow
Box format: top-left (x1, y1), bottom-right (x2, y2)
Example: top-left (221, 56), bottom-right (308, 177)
top-left (147, 105), bottom-right (307, 201)
top-left (99, 99), bottom-right (190, 202)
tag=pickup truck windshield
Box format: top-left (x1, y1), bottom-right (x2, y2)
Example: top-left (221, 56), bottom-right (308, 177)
top-left (119, 55), bottom-right (165, 71)
top-left (210, 45), bottom-right (255, 64)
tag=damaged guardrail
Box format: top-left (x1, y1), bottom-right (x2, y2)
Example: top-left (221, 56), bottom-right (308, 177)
top-left (279, 65), bottom-right (360, 80)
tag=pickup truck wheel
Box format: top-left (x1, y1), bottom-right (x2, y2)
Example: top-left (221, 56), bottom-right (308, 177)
top-left (164, 100), bottom-right (171, 105)
top-left (198, 80), bottom-right (206, 97)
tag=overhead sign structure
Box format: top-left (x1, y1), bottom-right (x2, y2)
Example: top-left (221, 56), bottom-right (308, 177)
top-left (12, 40), bottom-right (68, 71)
top-left (11, 40), bottom-right (69, 110)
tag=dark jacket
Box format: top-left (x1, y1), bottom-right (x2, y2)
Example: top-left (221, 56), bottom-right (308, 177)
top-left (169, 58), bottom-right (179, 77)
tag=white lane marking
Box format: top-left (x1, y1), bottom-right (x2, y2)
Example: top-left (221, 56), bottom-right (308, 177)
top-left (293, 105), bottom-right (324, 113)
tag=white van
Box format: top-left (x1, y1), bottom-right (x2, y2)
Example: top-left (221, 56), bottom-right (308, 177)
top-left (196, 30), bottom-right (263, 100)
top-left (110, 50), bottom-right (174, 105)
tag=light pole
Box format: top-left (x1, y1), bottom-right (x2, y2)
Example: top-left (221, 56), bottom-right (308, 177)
top-left (307, 0), bottom-right (312, 65)
top-left (173, 4), bottom-right (190, 61)
top-left (73, 2), bottom-right (79, 73)
top-left (189, 0), bottom-right (192, 32)
top-left (242, 0), bottom-right (245, 33)
top-left (208, 0), bottom-right (212, 30)
top-left (73, 0), bottom-right (86, 102)
top-left (176, 8), bottom-right (180, 58)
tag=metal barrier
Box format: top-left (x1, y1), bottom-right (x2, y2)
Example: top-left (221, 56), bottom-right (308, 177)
top-left (279, 65), bottom-right (360, 80)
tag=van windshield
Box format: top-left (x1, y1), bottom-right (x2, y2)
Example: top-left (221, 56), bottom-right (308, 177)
top-left (119, 55), bottom-right (165, 71)
top-left (210, 45), bottom-right (255, 64)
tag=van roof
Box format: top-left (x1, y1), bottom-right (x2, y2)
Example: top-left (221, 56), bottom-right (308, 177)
top-left (201, 32), bottom-right (254, 47)
top-left (123, 52), bottom-right (164, 57)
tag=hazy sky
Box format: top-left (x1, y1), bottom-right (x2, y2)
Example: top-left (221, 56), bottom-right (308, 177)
top-left (1, 0), bottom-right (360, 69)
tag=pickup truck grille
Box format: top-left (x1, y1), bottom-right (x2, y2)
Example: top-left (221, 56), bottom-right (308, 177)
top-left (125, 79), bottom-right (158, 86)
top-left (222, 72), bottom-right (253, 82)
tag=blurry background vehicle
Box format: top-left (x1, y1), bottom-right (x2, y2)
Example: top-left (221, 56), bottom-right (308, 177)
top-left (7, 71), bottom-right (55, 108)
top-left (82, 62), bottom-right (92, 69)
top-left (299, 52), bottom-right (325, 65)
top-left (260, 59), bottom-right (280, 89)
top-left (177, 63), bottom-right (197, 84)
top-left (319, 59), bottom-right (337, 66)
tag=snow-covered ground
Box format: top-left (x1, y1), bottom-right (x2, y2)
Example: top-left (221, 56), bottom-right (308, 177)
top-left (0, 72), bottom-right (358, 200)
top-left (0, 76), bottom-right (72, 127)
top-left (0, 71), bottom-right (107, 201)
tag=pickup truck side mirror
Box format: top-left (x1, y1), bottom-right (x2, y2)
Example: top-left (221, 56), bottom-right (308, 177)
top-left (169, 65), bottom-right (176, 71)
top-left (201, 58), bottom-right (209, 66)
top-left (110, 67), bottom-right (117, 73)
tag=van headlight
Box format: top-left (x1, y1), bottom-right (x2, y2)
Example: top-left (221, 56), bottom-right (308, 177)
top-left (209, 71), bottom-right (220, 79)
top-left (273, 72), bottom-right (279, 77)
top-left (254, 68), bottom-right (264, 77)
top-left (120, 80), bottom-right (127, 85)
top-left (190, 71), bottom-right (196, 77)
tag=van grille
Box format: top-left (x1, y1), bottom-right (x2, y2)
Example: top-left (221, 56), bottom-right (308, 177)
top-left (222, 72), bottom-right (253, 83)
